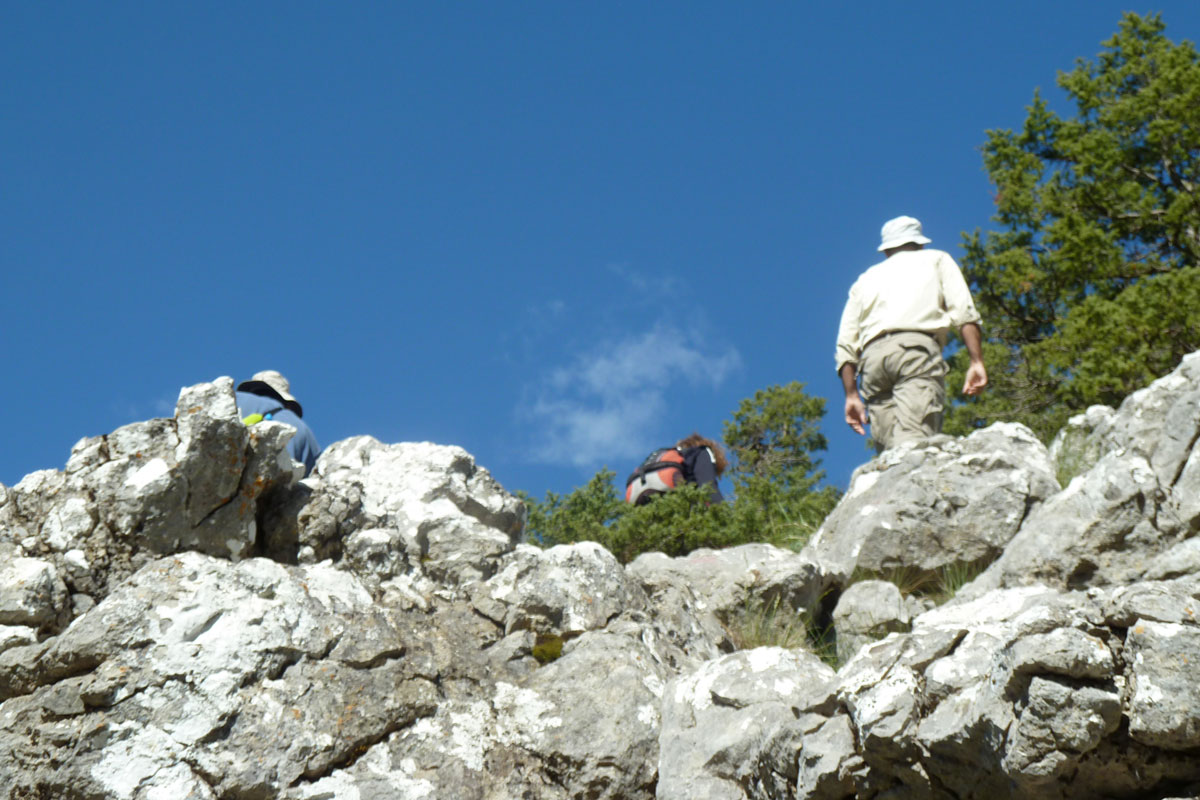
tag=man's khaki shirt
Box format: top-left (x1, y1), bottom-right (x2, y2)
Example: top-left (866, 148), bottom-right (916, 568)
top-left (835, 248), bottom-right (981, 374)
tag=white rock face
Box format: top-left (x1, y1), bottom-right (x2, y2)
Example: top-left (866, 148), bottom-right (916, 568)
top-left (804, 422), bottom-right (1060, 585)
top-left (832, 579), bottom-right (909, 664)
top-left (963, 352), bottom-right (1200, 597)
top-left (0, 377), bottom-right (299, 606)
top-left (3, 359), bottom-right (1200, 799)
top-left (0, 557), bottom-right (69, 628)
top-left (265, 436), bottom-right (525, 584)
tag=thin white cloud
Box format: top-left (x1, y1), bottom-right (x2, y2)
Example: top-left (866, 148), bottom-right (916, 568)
top-left (605, 262), bottom-right (684, 297)
top-left (523, 324), bottom-right (741, 468)
top-left (498, 298), bottom-right (570, 366)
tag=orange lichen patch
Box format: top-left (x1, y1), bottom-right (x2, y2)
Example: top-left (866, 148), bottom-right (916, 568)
top-left (336, 703), bottom-right (359, 729)
top-left (1134, 625), bottom-right (1146, 634)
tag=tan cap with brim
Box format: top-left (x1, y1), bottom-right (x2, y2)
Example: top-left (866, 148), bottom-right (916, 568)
top-left (237, 370), bottom-right (304, 417)
top-left (878, 215), bottom-right (932, 251)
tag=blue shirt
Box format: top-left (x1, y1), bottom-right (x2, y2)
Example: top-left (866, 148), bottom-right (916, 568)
top-left (235, 391), bottom-right (321, 476)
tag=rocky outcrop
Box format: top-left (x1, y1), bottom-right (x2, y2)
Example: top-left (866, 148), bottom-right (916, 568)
top-left (963, 351), bottom-right (1200, 597)
top-left (0, 378), bottom-right (299, 640)
top-left (806, 422), bottom-right (1060, 586)
top-left (1, 357), bottom-right (1199, 799)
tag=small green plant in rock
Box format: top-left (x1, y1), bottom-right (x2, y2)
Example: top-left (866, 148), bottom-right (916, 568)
top-left (849, 558), bottom-right (989, 608)
top-left (928, 560), bottom-right (989, 606)
top-left (532, 634), bottom-right (564, 665)
top-left (724, 595), bottom-right (839, 668)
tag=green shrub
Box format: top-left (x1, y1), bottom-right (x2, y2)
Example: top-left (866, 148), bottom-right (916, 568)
top-left (520, 382), bottom-right (842, 564)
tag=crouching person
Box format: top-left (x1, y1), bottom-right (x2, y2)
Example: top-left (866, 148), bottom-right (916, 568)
top-left (235, 370), bottom-right (321, 476)
top-left (625, 433), bottom-right (727, 505)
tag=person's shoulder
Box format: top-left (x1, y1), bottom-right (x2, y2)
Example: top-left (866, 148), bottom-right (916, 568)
top-left (854, 256), bottom-right (892, 285)
top-left (923, 248), bottom-right (958, 263)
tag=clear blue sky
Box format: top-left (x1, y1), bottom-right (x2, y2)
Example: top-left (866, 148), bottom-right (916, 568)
top-left (3, 3), bottom-right (1197, 500)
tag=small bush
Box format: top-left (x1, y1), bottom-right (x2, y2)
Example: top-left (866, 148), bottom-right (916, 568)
top-left (520, 382), bottom-right (841, 564)
top-left (724, 596), bottom-right (838, 667)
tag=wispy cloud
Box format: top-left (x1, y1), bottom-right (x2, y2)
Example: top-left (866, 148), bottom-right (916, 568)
top-left (522, 324), bottom-right (741, 468)
top-left (109, 392), bottom-right (181, 423)
top-left (605, 263), bottom-right (685, 297)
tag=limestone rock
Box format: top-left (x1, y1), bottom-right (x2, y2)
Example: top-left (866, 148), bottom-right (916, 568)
top-left (5, 355), bottom-right (1200, 799)
top-left (627, 543), bottom-right (823, 670)
top-left (472, 541), bottom-right (640, 636)
top-left (832, 579), bottom-right (910, 664)
top-left (0, 553), bottom-right (435, 799)
top-left (1126, 619), bottom-right (1200, 750)
top-left (804, 422), bottom-right (1059, 588)
top-left (292, 628), bottom-right (666, 800)
top-left (657, 647), bottom-right (837, 800)
top-left (0, 379), bottom-right (299, 599)
top-left (274, 436), bottom-right (525, 584)
top-left (0, 557), bottom-right (69, 631)
top-left (964, 350), bottom-right (1200, 596)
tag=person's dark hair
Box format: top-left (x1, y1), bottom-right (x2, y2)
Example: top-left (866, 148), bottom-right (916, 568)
top-left (676, 433), bottom-right (728, 475)
top-left (883, 241), bottom-right (925, 258)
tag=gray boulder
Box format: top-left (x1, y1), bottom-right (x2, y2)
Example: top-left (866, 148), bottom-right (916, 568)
top-left (804, 422), bottom-right (1060, 589)
top-left (831, 579), bottom-right (910, 664)
top-left (472, 541), bottom-right (640, 636)
top-left (291, 626), bottom-right (667, 800)
top-left (657, 647), bottom-right (837, 800)
top-left (0, 377), bottom-right (299, 613)
top-left (1047, 404), bottom-right (1117, 484)
top-left (266, 436), bottom-right (525, 584)
top-left (1048, 351), bottom-right (1200, 490)
top-left (776, 581), bottom-right (1200, 799)
top-left (964, 351), bottom-right (1200, 597)
top-left (0, 552), bottom-right (437, 799)
top-left (0, 556), bottom-right (69, 631)
top-left (628, 543), bottom-right (824, 669)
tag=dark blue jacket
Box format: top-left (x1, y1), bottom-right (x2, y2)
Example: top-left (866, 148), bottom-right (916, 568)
top-left (681, 446), bottom-right (725, 504)
top-left (235, 391), bottom-right (320, 476)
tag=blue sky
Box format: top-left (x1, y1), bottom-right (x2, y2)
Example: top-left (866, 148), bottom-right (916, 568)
top-left (3, 3), bottom-right (1198, 501)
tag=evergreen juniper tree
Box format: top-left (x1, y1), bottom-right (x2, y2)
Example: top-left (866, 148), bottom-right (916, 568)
top-left (946, 12), bottom-right (1200, 440)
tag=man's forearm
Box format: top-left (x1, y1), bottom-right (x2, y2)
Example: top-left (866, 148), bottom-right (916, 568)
top-left (959, 322), bottom-right (989, 395)
top-left (839, 363), bottom-right (859, 397)
top-left (961, 322), bottom-right (984, 363)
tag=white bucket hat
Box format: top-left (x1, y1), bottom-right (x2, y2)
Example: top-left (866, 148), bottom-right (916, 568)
top-left (878, 215), bottom-right (932, 252)
top-left (237, 370), bottom-right (303, 417)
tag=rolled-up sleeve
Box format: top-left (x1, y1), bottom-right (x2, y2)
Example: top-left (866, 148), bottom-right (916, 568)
top-left (835, 286), bottom-right (862, 374)
top-left (937, 252), bottom-right (982, 327)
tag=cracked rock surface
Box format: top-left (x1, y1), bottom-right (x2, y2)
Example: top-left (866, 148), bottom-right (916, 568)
top-left (2, 360), bottom-right (1200, 799)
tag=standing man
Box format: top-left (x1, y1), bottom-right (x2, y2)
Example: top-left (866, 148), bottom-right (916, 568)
top-left (236, 370), bottom-right (321, 476)
top-left (835, 216), bottom-right (988, 451)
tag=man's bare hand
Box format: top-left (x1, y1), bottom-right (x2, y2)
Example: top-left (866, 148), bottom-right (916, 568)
top-left (845, 396), bottom-right (868, 435)
top-left (962, 361), bottom-right (988, 396)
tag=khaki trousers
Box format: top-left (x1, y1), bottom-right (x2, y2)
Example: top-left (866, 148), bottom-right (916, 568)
top-left (858, 332), bottom-right (947, 452)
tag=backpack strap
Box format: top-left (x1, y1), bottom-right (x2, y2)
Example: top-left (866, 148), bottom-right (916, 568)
top-left (242, 406), bottom-right (285, 426)
top-left (625, 448), bottom-right (684, 486)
